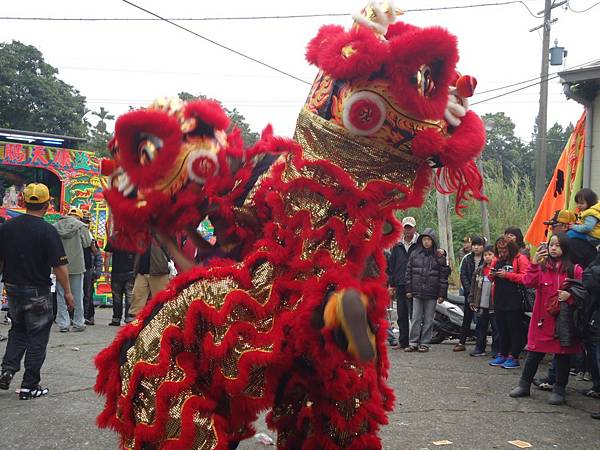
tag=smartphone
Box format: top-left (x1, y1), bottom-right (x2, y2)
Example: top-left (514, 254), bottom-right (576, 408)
top-left (490, 267), bottom-right (498, 273)
top-left (539, 242), bottom-right (548, 250)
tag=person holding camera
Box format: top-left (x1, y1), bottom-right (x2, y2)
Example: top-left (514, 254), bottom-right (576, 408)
top-left (488, 236), bottom-right (529, 369)
top-left (509, 233), bottom-right (583, 405)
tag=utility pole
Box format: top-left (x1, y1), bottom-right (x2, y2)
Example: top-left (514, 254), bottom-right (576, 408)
top-left (477, 158), bottom-right (491, 242)
top-left (436, 192), bottom-right (455, 266)
top-left (531, 0), bottom-right (566, 206)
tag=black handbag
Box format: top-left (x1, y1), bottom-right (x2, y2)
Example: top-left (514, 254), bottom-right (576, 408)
top-left (518, 284), bottom-right (535, 312)
top-left (515, 257), bottom-right (535, 312)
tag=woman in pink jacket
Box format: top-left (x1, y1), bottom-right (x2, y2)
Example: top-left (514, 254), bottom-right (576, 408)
top-left (509, 233), bottom-right (583, 405)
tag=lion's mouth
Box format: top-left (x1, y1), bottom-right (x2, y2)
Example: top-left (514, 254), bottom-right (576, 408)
top-left (109, 169), bottom-right (138, 199)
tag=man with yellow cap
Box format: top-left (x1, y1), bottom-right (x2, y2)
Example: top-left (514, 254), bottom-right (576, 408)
top-left (0, 183), bottom-right (74, 400)
top-left (53, 206), bottom-right (92, 332)
top-left (543, 209), bottom-right (596, 268)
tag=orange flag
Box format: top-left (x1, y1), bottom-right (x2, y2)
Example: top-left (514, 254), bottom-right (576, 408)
top-left (525, 112), bottom-right (586, 246)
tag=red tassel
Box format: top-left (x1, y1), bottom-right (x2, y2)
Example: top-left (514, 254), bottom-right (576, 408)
top-left (434, 160), bottom-right (487, 215)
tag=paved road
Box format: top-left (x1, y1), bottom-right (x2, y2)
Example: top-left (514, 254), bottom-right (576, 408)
top-left (0, 308), bottom-right (598, 449)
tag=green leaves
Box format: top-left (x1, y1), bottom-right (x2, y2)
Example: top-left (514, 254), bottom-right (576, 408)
top-left (0, 40), bottom-right (87, 138)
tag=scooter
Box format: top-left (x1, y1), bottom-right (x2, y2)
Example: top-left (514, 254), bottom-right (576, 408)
top-left (431, 293), bottom-right (472, 344)
top-left (431, 293), bottom-right (532, 344)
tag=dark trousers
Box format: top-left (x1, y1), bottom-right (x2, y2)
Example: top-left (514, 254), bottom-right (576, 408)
top-left (475, 309), bottom-right (499, 354)
top-left (495, 309), bottom-right (525, 358)
top-left (111, 277), bottom-right (133, 321)
top-left (459, 295), bottom-right (474, 344)
top-left (395, 285), bottom-right (412, 348)
top-left (1, 287), bottom-right (53, 389)
top-left (586, 340), bottom-right (600, 391)
top-left (83, 269), bottom-right (95, 321)
top-left (522, 351), bottom-right (570, 388)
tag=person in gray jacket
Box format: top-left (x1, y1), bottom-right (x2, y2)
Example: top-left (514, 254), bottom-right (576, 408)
top-left (53, 207), bottom-right (92, 332)
top-left (127, 241), bottom-right (170, 319)
top-left (405, 228), bottom-right (450, 352)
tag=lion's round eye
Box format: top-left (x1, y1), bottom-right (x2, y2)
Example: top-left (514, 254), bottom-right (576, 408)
top-left (416, 64), bottom-right (435, 97)
top-left (136, 134), bottom-right (162, 165)
top-left (342, 91), bottom-right (387, 136)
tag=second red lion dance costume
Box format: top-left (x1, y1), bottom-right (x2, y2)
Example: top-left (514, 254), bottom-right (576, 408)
top-left (96, 5), bottom-right (486, 449)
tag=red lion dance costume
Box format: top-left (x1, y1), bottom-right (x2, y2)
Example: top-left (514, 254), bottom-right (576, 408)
top-left (96, 4), bottom-right (486, 449)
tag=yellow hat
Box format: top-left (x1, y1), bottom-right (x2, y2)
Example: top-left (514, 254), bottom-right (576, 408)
top-left (544, 210), bottom-right (577, 226)
top-left (68, 207), bottom-right (84, 220)
top-left (23, 183), bottom-right (50, 204)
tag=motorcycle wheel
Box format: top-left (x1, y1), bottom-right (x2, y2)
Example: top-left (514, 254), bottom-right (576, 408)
top-left (430, 328), bottom-right (448, 345)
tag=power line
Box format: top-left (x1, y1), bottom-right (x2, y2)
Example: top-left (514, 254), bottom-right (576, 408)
top-left (567, 0), bottom-right (600, 13)
top-left (60, 65), bottom-right (286, 79)
top-left (472, 76), bottom-right (560, 105)
top-left (0, 1), bottom-right (544, 21)
top-left (472, 58), bottom-right (600, 103)
top-left (119, 0), bottom-right (311, 86)
top-left (0, 13), bottom-right (350, 21)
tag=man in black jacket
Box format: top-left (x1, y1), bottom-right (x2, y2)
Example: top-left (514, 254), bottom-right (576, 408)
top-left (386, 217), bottom-right (419, 348)
top-left (583, 248), bottom-right (600, 419)
top-left (454, 235), bottom-right (485, 352)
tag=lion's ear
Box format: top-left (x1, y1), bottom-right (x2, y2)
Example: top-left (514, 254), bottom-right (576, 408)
top-left (306, 25), bottom-right (388, 79)
top-left (183, 100), bottom-right (230, 136)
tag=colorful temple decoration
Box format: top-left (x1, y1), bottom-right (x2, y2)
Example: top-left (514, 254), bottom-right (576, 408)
top-left (0, 139), bottom-right (111, 304)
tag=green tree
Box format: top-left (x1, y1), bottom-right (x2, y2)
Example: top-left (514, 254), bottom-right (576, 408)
top-left (178, 91), bottom-right (259, 146)
top-left (86, 107), bottom-right (115, 157)
top-left (403, 162), bottom-right (534, 257)
top-left (481, 112), bottom-right (533, 181)
top-left (0, 41), bottom-right (87, 137)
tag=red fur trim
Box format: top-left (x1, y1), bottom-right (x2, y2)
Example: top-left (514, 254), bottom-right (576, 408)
top-left (306, 25), bottom-right (346, 66)
top-left (386, 26), bottom-right (459, 120)
top-left (385, 21), bottom-right (419, 38)
top-left (440, 110), bottom-right (486, 167)
top-left (410, 127), bottom-right (447, 160)
top-left (183, 99), bottom-right (230, 131)
top-left (306, 25), bottom-right (389, 79)
top-left (114, 109), bottom-right (183, 187)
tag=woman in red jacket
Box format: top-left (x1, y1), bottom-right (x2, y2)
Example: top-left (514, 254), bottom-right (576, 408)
top-left (488, 237), bottom-right (530, 369)
top-left (509, 233), bottom-right (583, 405)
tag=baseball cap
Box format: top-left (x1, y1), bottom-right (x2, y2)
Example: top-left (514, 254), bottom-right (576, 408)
top-left (402, 216), bottom-right (416, 228)
top-left (543, 210), bottom-right (576, 226)
top-left (68, 207), bottom-right (84, 220)
top-left (23, 183), bottom-right (50, 204)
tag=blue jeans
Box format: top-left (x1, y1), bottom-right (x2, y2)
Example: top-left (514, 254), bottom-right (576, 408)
top-left (1, 286), bottom-right (53, 388)
top-left (56, 273), bottom-right (84, 329)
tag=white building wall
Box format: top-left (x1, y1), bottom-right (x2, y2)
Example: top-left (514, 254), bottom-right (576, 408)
top-left (591, 95), bottom-right (600, 193)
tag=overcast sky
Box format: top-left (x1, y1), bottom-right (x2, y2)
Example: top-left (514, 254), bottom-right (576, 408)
top-left (1, 0), bottom-right (598, 143)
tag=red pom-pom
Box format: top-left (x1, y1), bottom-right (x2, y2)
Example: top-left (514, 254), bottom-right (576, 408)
top-left (100, 159), bottom-right (115, 176)
top-left (456, 75), bottom-right (477, 98)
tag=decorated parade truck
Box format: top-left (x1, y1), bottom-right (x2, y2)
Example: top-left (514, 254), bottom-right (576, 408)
top-left (0, 128), bottom-right (112, 305)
